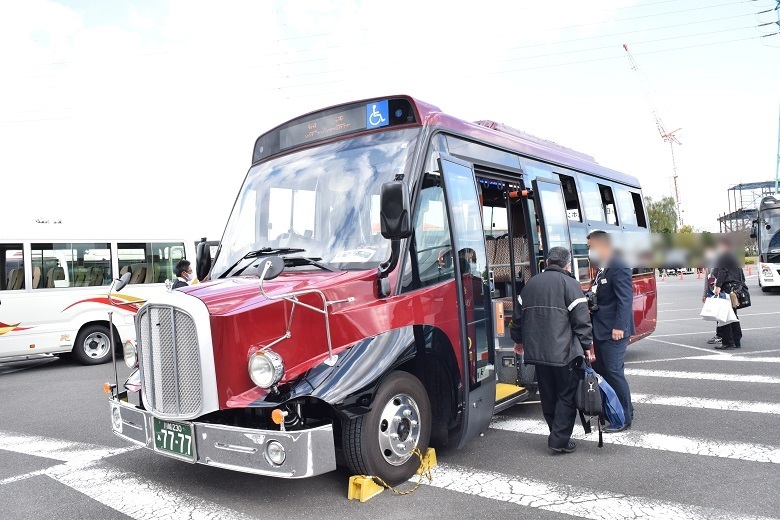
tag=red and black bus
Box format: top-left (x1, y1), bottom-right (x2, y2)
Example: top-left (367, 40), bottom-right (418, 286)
top-left (109, 95), bottom-right (656, 484)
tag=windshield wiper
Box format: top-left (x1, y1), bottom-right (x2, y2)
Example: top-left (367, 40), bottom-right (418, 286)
top-left (282, 256), bottom-right (337, 272)
top-left (219, 247), bottom-right (306, 278)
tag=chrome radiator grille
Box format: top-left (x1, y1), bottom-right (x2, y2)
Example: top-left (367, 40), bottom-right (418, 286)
top-left (137, 305), bottom-right (202, 416)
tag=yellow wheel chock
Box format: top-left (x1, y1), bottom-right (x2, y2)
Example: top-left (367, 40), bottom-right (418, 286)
top-left (347, 448), bottom-right (437, 502)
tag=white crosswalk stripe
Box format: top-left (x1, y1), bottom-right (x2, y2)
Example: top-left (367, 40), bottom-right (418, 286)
top-left (631, 393), bottom-right (780, 415)
top-left (490, 417), bottom-right (780, 465)
top-left (0, 430), bottom-right (254, 520)
top-left (624, 368), bottom-right (780, 384)
top-left (424, 463), bottom-right (776, 520)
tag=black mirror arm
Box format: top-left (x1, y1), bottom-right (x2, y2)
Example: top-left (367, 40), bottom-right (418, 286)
top-left (376, 239), bottom-right (401, 297)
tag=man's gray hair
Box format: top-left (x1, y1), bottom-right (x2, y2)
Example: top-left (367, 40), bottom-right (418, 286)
top-left (547, 246), bottom-right (571, 268)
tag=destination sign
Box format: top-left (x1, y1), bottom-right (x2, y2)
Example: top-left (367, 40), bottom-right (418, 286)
top-left (252, 97), bottom-right (417, 163)
top-left (279, 105), bottom-right (366, 150)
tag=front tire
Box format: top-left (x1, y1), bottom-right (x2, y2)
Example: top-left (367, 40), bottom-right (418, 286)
top-left (73, 325), bottom-right (113, 365)
top-left (342, 371), bottom-right (431, 486)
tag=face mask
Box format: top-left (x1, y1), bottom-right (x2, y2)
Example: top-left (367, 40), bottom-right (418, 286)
top-left (185, 272), bottom-right (194, 282)
top-left (588, 249), bottom-right (601, 266)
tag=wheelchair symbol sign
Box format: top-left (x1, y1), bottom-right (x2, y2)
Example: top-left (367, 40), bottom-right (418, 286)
top-left (366, 100), bottom-right (389, 128)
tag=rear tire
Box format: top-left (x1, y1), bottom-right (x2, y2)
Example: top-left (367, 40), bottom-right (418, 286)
top-left (762, 286), bottom-right (772, 293)
top-left (342, 371), bottom-right (431, 486)
top-left (72, 324), bottom-right (113, 365)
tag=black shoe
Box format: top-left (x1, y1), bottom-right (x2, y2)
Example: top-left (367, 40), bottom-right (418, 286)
top-left (707, 336), bottom-right (722, 345)
top-left (604, 424), bottom-right (631, 433)
top-left (715, 343), bottom-right (736, 350)
top-left (734, 342), bottom-right (741, 348)
top-left (549, 441), bottom-right (576, 454)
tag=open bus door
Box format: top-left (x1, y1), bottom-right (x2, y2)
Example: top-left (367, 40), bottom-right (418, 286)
top-left (532, 178), bottom-right (573, 262)
top-left (437, 156), bottom-right (496, 448)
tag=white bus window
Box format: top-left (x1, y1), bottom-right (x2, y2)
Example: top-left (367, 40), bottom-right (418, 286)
top-left (118, 242), bottom-right (185, 284)
top-left (615, 187), bottom-right (639, 227)
top-left (31, 243), bottom-right (112, 289)
top-left (2, 244), bottom-right (25, 290)
top-left (579, 178), bottom-right (605, 223)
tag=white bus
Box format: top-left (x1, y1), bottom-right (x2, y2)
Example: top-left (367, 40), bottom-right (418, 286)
top-left (0, 234), bottom-right (196, 364)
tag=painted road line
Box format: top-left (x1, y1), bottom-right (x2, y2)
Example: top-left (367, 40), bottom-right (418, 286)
top-left (661, 311), bottom-right (780, 322)
top-left (0, 431), bottom-right (254, 520)
top-left (491, 417), bottom-right (780, 465)
top-left (45, 460), bottom-right (256, 520)
top-left (653, 327), bottom-right (780, 338)
top-left (631, 393), bottom-right (780, 415)
top-left (624, 368), bottom-right (780, 384)
top-left (426, 463), bottom-right (777, 520)
top-left (0, 430), bottom-right (139, 464)
top-left (626, 353), bottom-right (780, 365)
top-left (646, 338), bottom-right (716, 354)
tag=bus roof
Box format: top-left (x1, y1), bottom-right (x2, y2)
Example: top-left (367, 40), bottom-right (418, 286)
top-left (253, 95), bottom-right (642, 189)
top-left (760, 195), bottom-right (780, 212)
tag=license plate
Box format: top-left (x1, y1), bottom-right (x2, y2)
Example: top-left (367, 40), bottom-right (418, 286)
top-left (152, 418), bottom-right (195, 461)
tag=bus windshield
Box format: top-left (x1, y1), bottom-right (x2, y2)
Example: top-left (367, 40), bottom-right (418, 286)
top-left (213, 128), bottom-right (419, 277)
top-left (760, 207), bottom-right (780, 262)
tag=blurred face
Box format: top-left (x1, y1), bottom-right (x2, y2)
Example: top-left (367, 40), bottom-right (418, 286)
top-left (587, 237), bottom-right (612, 266)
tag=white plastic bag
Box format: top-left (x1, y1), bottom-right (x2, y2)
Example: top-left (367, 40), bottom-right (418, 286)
top-left (700, 296), bottom-right (735, 324)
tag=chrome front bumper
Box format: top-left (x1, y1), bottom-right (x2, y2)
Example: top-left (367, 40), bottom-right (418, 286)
top-left (109, 398), bottom-right (336, 478)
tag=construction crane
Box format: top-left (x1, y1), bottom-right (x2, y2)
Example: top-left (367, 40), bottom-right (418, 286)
top-left (623, 43), bottom-right (684, 227)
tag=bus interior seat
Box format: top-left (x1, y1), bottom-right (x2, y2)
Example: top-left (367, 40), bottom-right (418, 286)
top-left (32, 266), bottom-right (41, 289)
top-left (46, 267), bottom-right (65, 288)
top-left (488, 236), bottom-right (530, 313)
top-left (6, 269), bottom-right (22, 290)
top-left (90, 267), bottom-right (104, 286)
top-left (129, 264), bottom-right (147, 285)
top-left (145, 258), bottom-right (161, 284)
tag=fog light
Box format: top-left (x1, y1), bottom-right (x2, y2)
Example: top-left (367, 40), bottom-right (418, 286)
top-left (265, 440), bottom-right (286, 466)
top-left (123, 340), bottom-right (138, 368)
top-left (111, 407), bottom-right (123, 433)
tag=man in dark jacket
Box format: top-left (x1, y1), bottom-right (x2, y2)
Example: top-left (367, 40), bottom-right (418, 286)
top-left (172, 259), bottom-right (193, 290)
top-left (713, 236), bottom-right (744, 349)
top-left (587, 230), bottom-right (635, 432)
top-left (511, 246), bottom-right (593, 454)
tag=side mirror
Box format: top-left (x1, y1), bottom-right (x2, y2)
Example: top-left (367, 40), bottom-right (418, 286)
top-left (114, 272), bottom-right (132, 292)
top-left (196, 237), bottom-right (211, 281)
top-left (256, 256), bottom-right (285, 281)
top-left (379, 181), bottom-right (412, 240)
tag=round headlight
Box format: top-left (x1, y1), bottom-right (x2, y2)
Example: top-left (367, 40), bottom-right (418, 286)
top-left (123, 340), bottom-right (138, 368)
top-left (248, 350), bottom-right (284, 388)
top-left (265, 440), bottom-right (286, 466)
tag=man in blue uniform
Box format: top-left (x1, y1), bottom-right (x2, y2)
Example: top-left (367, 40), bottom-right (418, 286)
top-left (587, 230), bottom-right (635, 432)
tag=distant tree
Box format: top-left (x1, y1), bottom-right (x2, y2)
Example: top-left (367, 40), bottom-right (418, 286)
top-left (678, 224), bottom-right (694, 233)
top-left (644, 196), bottom-right (678, 233)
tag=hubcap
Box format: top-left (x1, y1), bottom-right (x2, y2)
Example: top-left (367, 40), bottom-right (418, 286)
top-left (84, 332), bottom-right (109, 359)
top-left (377, 393), bottom-right (421, 466)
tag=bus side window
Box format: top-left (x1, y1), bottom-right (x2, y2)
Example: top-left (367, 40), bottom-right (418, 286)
top-left (578, 177), bottom-right (605, 224)
top-left (632, 192), bottom-right (648, 228)
top-left (598, 184), bottom-right (619, 226)
top-left (1, 244), bottom-right (25, 290)
top-left (556, 173), bottom-right (582, 222)
top-left (402, 172), bottom-right (454, 292)
top-left (614, 186), bottom-right (638, 227)
top-left (31, 243), bottom-right (70, 289)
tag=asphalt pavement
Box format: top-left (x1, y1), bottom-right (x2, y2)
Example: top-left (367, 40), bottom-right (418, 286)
top-left (2, 272), bottom-right (780, 519)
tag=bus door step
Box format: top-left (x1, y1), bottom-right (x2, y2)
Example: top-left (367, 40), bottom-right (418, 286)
top-left (494, 383), bottom-right (529, 413)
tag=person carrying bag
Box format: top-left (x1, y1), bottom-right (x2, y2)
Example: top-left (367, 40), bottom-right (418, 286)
top-left (711, 236), bottom-right (744, 349)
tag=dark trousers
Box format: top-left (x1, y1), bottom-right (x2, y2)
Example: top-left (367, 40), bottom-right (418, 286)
top-left (716, 308), bottom-right (742, 346)
top-left (593, 337), bottom-right (633, 425)
top-left (536, 361), bottom-right (583, 449)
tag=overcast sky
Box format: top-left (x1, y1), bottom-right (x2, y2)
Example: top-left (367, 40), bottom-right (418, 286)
top-left (1, 0), bottom-right (778, 240)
